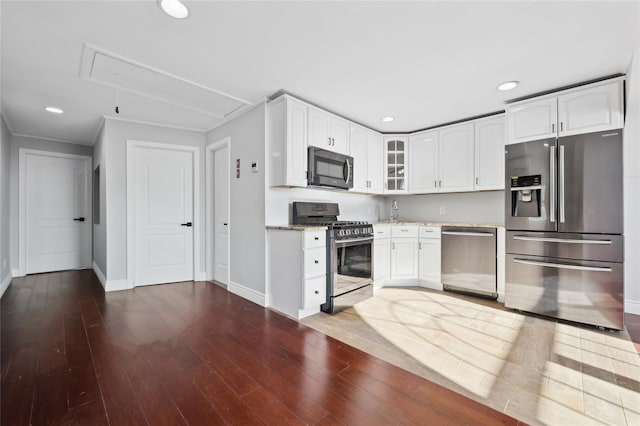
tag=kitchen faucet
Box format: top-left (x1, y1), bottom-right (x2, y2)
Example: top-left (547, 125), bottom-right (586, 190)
top-left (390, 200), bottom-right (399, 221)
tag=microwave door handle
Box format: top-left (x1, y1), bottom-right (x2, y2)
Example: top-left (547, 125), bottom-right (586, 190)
top-left (344, 158), bottom-right (351, 184)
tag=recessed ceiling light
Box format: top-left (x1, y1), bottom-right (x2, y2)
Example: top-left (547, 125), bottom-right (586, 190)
top-left (158, 0), bottom-right (189, 19)
top-left (381, 116), bottom-right (394, 123)
top-left (44, 106), bottom-right (64, 114)
top-left (497, 81), bottom-right (519, 91)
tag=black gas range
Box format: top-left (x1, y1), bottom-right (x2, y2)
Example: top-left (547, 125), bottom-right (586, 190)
top-left (292, 202), bottom-right (374, 314)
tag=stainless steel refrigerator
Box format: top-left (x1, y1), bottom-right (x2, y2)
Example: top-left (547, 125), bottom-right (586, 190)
top-left (504, 129), bottom-right (624, 330)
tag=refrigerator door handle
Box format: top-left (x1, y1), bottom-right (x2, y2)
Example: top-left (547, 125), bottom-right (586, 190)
top-left (513, 258), bottom-right (612, 272)
top-left (559, 144), bottom-right (565, 223)
top-left (550, 146), bottom-right (556, 223)
top-left (513, 236), bottom-right (612, 245)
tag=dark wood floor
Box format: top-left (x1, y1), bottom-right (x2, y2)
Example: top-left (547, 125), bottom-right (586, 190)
top-left (6, 270), bottom-right (636, 425)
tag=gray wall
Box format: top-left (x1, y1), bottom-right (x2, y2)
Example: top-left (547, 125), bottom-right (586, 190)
top-left (9, 134), bottom-right (93, 272)
top-left (624, 49), bottom-right (640, 313)
top-left (0, 115), bottom-right (11, 286)
top-left (102, 118), bottom-right (206, 282)
top-left (382, 190), bottom-right (504, 225)
top-left (92, 122), bottom-right (107, 277)
top-left (207, 103), bottom-right (267, 295)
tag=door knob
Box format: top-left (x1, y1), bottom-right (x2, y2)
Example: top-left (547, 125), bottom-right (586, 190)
top-left (180, 222), bottom-right (193, 227)
top-left (73, 217), bottom-right (85, 222)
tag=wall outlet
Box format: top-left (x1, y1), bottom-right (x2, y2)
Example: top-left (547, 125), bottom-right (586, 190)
top-left (439, 206), bottom-right (446, 216)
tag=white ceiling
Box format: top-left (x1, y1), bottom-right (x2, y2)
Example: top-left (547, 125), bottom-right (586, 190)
top-left (1, 1), bottom-right (639, 145)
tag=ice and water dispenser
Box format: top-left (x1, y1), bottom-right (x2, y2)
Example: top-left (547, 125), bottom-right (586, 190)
top-left (510, 174), bottom-right (542, 218)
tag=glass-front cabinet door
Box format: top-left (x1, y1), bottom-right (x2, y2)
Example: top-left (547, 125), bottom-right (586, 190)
top-left (384, 136), bottom-right (408, 193)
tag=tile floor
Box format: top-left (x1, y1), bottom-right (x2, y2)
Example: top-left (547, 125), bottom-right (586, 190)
top-left (303, 287), bottom-right (640, 426)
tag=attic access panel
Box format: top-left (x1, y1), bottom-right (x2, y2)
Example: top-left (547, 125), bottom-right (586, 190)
top-left (80, 44), bottom-right (251, 119)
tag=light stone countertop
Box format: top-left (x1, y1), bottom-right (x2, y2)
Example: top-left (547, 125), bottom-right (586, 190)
top-left (372, 221), bottom-right (504, 229)
top-left (266, 225), bottom-right (328, 231)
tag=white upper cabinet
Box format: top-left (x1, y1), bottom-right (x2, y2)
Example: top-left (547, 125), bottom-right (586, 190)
top-left (557, 82), bottom-right (623, 136)
top-left (367, 131), bottom-right (384, 194)
top-left (349, 126), bottom-right (384, 194)
top-left (507, 80), bottom-right (623, 144)
top-left (507, 97), bottom-right (557, 144)
top-left (384, 136), bottom-right (408, 193)
top-left (409, 130), bottom-right (439, 193)
top-left (349, 125), bottom-right (369, 192)
top-left (474, 115), bottom-right (505, 191)
top-left (268, 95), bottom-right (308, 187)
top-left (308, 107), bottom-right (349, 155)
top-left (438, 122), bottom-right (475, 192)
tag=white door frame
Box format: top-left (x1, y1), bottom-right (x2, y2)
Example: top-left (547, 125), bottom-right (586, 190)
top-left (205, 138), bottom-right (230, 284)
top-left (18, 149), bottom-right (93, 277)
top-left (126, 140), bottom-right (201, 288)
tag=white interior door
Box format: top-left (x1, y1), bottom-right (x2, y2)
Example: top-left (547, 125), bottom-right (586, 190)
top-left (134, 147), bottom-right (194, 286)
top-left (25, 153), bottom-right (91, 274)
top-left (213, 146), bottom-right (229, 284)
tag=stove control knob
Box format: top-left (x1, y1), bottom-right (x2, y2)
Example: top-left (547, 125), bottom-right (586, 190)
top-left (354, 229), bottom-right (359, 235)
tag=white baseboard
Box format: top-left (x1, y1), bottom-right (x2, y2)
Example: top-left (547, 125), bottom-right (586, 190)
top-left (228, 281), bottom-right (267, 307)
top-left (106, 279), bottom-right (133, 292)
top-left (420, 281), bottom-right (443, 291)
top-left (11, 268), bottom-right (24, 278)
top-left (1, 272), bottom-right (12, 298)
top-left (625, 299), bottom-right (640, 315)
top-left (92, 261), bottom-right (106, 289)
top-left (195, 272), bottom-right (207, 281)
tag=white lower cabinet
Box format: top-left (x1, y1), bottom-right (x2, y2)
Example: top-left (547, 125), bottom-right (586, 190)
top-left (268, 228), bottom-right (327, 319)
top-left (390, 225), bottom-right (419, 281)
top-left (373, 225), bottom-right (390, 289)
top-left (418, 226), bottom-right (442, 290)
top-left (377, 224), bottom-right (441, 288)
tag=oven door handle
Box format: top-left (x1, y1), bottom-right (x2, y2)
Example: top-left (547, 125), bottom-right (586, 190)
top-left (335, 236), bottom-right (374, 245)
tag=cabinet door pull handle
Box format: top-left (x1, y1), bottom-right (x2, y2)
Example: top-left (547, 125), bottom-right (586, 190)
top-left (73, 217), bottom-right (85, 222)
top-left (314, 260), bottom-right (319, 264)
top-left (552, 123), bottom-right (555, 133)
top-left (314, 290), bottom-right (319, 294)
top-left (434, 180), bottom-right (437, 188)
top-left (475, 177), bottom-right (478, 185)
top-left (392, 242), bottom-right (395, 249)
top-left (560, 122), bottom-right (564, 132)
top-left (419, 242), bottom-right (422, 249)
top-left (314, 236), bottom-right (319, 240)
top-left (180, 222), bottom-right (193, 227)
top-left (438, 180), bottom-right (442, 187)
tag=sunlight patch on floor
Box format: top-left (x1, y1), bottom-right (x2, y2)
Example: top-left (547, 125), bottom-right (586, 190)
top-left (353, 288), bottom-right (525, 398)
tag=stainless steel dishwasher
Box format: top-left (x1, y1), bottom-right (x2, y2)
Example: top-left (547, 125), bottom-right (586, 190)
top-left (441, 226), bottom-right (497, 298)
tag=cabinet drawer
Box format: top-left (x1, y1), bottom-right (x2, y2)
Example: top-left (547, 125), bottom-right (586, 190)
top-left (304, 231), bottom-right (326, 248)
top-left (373, 225), bottom-right (390, 239)
top-left (304, 247), bottom-right (326, 278)
top-left (419, 226), bottom-right (441, 239)
top-left (391, 226), bottom-right (419, 238)
top-left (304, 275), bottom-right (327, 308)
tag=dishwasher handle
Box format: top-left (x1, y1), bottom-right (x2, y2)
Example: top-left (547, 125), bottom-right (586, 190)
top-left (442, 231), bottom-right (495, 237)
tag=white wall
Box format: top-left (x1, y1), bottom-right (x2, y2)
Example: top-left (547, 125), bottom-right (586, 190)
top-left (381, 191), bottom-right (504, 225)
top-left (102, 118), bottom-right (206, 283)
top-left (267, 187), bottom-right (385, 225)
top-left (92, 121), bottom-right (107, 278)
top-left (8, 134), bottom-right (94, 274)
top-left (206, 103), bottom-right (267, 301)
top-left (624, 49), bottom-right (640, 314)
top-left (0, 115), bottom-right (11, 296)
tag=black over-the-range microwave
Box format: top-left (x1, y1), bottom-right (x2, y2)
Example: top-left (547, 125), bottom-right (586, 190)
top-left (307, 146), bottom-right (354, 190)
